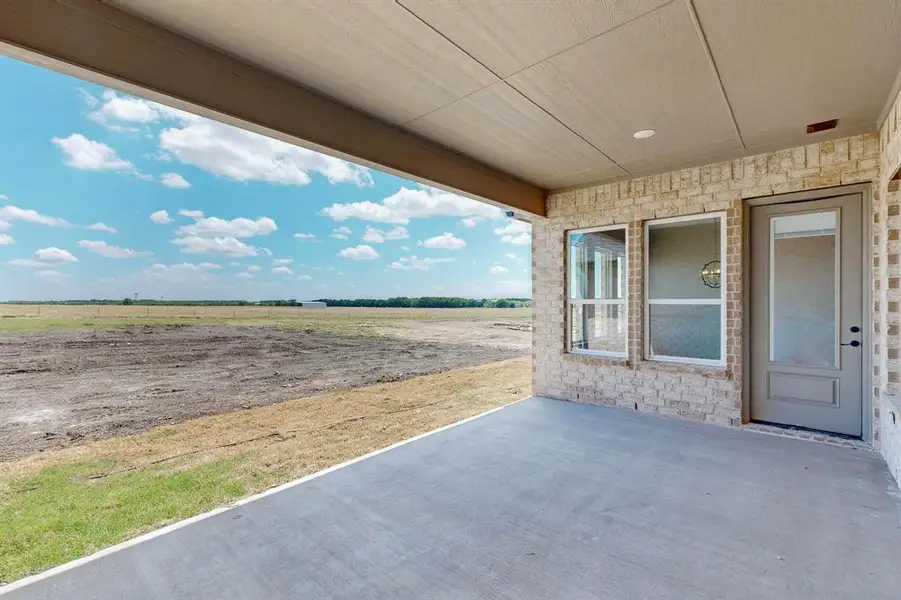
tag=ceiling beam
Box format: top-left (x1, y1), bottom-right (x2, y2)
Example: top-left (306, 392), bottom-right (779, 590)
top-left (0, 0), bottom-right (547, 216)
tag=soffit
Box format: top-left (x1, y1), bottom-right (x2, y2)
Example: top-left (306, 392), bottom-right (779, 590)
top-left (407, 82), bottom-right (625, 189)
top-left (506, 0), bottom-right (742, 174)
top-left (397, 0), bottom-right (670, 78)
top-left (108, 0), bottom-right (901, 192)
top-left (693, 0), bottom-right (901, 152)
top-left (105, 0), bottom-right (499, 125)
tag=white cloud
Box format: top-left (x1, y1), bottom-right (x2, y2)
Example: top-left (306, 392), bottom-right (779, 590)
top-left (35, 247), bottom-right (78, 263)
top-left (159, 118), bottom-right (372, 187)
top-left (321, 186), bottom-right (502, 224)
top-left (8, 259), bottom-right (44, 268)
top-left (143, 263), bottom-right (220, 283)
top-left (172, 235), bottom-right (258, 257)
top-left (228, 261), bottom-right (241, 267)
top-left (82, 88), bottom-right (372, 187)
top-left (460, 217), bottom-right (483, 228)
top-left (78, 240), bottom-right (150, 258)
top-left (83, 89), bottom-right (201, 135)
top-left (35, 270), bottom-right (70, 281)
top-left (169, 211), bottom-right (274, 257)
top-left (246, 265), bottom-right (261, 272)
top-left (150, 210), bottom-right (171, 224)
top-left (338, 245), bottom-right (379, 260)
top-left (490, 264), bottom-right (509, 274)
top-left (387, 255), bottom-right (454, 271)
top-left (235, 272), bottom-right (253, 280)
top-left (505, 253), bottom-right (523, 262)
top-left (52, 134), bottom-right (135, 171)
top-left (88, 89), bottom-right (162, 127)
top-left (0, 205), bottom-right (70, 228)
top-left (86, 222), bottom-right (117, 233)
top-left (363, 225), bottom-right (409, 243)
top-left (294, 233), bottom-right (316, 240)
top-left (273, 258), bottom-right (294, 266)
top-left (177, 215), bottom-right (277, 238)
top-left (0, 234), bottom-right (14, 245)
top-left (421, 232), bottom-right (466, 250)
top-left (160, 172), bottom-right (191, 189)
top-left (494, 220), bottom-right (532, 245)
top-left (272, 266), bottom-right (293, 275)
top-left (9, 247), bottom-right (79, 269)
top-left (148, 262), bottom-right (222, 274)
top-left (297, 274), bottom-right (312, 281)
top-left (331, 226), bottom-right (351, 240)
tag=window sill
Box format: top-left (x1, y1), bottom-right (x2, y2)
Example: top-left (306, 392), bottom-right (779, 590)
top-left (565, 352), bottom-right (631, 367)
top-left (639, 360), bottom-right (732, 379)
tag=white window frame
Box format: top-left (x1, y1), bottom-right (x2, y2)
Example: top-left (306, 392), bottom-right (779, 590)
top-left (566, 224), bottom-right (628, 359)
top-left (644, 212), bottom-right (727, 367)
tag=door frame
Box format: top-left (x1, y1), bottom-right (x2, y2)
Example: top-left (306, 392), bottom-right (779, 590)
top-left (742, 183), bottom-right (873, 441)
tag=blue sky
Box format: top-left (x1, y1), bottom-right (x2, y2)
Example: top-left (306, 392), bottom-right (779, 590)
top-left (0, 57), bottom-right (531, 301)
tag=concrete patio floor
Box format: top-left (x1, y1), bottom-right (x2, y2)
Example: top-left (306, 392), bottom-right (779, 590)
top-left (5, 397), bottom-right (901, 599)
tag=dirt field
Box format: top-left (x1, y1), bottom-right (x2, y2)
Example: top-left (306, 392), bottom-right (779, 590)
top-left (0, 310), bottom-right (530, 461)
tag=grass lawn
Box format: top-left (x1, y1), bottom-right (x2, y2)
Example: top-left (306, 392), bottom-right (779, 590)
top-left (0, 357), bottom-right (531, 584)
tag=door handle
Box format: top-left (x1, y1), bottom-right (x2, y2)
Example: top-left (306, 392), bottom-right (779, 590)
top-left (841, 340), bottom-right (861, 347)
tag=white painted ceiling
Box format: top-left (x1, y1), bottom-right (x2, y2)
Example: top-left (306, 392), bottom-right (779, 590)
top-left (108, 0), bottom-right (901, 191)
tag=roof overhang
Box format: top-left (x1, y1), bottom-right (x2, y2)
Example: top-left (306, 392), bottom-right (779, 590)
top-left (0, 0), bottom-right (547, 216)
top-left (3, 1), bottom-right (901, 216)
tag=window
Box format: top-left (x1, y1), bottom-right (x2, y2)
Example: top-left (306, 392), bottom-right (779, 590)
top-left (567, 226), bottom-right (627, 357)
top-left (645, 213), bottom-right (725, 366)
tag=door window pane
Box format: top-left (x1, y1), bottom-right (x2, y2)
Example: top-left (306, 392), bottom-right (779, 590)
top-left (570, 303), bottom-right (627, 354)
top-left (770, 211), bottom-right (837, 367)
top-left (648, 304), bottom-right (721, 361)
top-left (570, 229), bottom-right (626, 300)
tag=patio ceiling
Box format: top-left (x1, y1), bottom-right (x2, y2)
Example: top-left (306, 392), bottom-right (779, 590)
top-left (3, 1), bottom-right (901, 213)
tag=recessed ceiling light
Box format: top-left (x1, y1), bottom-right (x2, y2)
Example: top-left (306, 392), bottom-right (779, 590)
top-left (633, 129), bottom-right (656, 140)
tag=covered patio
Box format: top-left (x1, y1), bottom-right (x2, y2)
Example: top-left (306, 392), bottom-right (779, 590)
top-left (4, 0), bottom-right (901, 596)
top-left (4, 397), bottom-right (900, 599)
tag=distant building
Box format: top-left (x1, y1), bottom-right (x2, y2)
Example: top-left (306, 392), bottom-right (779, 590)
top-left (301, 301), bottom-right (326, 308)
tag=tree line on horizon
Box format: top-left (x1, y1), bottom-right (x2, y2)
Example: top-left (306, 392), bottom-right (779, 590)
top-left (2, 296), bottom-right (531, 308)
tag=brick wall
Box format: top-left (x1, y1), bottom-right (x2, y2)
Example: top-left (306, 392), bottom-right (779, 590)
top-left (878, 86), bottom-right (901, 482)
top-left (533, 134), bottom-right (883, 437)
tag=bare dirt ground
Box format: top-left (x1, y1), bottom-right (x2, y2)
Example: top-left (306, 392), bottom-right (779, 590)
top-left (0, 321), bottom-right (529, 461)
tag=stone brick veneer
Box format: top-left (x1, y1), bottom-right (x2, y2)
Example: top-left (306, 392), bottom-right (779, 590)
top-left (533, 133), bottom-right (886, 438)
top-left (878, 85), bottom-right (901, 482)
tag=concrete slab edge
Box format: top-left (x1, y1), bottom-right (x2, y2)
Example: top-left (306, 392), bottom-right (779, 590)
top-left (0, 397), bottom-right (529, 595)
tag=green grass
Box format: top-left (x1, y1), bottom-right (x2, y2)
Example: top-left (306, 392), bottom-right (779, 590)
top-left (0, 455), bottom-right (255, 583)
